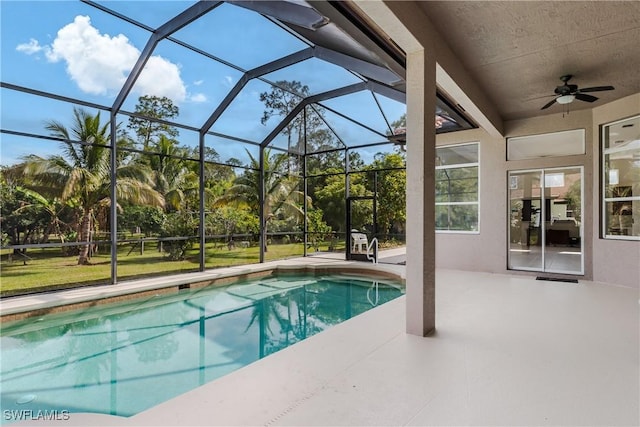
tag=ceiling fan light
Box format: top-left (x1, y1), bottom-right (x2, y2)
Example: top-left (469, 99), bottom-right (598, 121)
top-left (557, 94), bottom-right (575, 104)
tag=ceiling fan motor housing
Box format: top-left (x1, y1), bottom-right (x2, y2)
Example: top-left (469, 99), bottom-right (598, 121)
top-left (555, 84), bottom-right (578, 95)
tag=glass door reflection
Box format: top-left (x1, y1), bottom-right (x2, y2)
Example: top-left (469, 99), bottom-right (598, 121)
top-left (509, 171), bottom-right (543, 271)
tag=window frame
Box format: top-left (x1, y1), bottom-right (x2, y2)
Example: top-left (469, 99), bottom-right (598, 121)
top-left (435, 141), bottom-right (480, 234)
top-left (601, 114), bottom-right (640, 241)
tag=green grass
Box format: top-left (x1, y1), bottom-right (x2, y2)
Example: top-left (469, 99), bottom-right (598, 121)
top-left (0, 239), bottom-right (346, 296)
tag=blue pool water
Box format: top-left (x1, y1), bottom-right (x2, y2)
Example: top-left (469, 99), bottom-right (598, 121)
top-left (0, 274), bottom-right (403, 422)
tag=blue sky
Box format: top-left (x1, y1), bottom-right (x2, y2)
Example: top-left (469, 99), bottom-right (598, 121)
top-left (0, 0), bottom-right (405, 167)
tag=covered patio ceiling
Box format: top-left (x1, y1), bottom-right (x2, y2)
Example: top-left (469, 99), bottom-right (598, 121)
top-left (415, 1), bottom-right (640, 121)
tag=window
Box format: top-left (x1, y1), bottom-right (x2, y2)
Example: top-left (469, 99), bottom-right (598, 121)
top-left (602, 115), bottom-right (640, 240)
top-left (435, 142), bottom-right (479, 232)
top-left (507, 129), bottom-right (585, 160)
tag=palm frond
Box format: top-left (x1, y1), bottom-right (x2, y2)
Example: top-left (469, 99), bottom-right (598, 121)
top-left (115, 177), bottom-right (165, 208)
top-left (164, 188), bottom-right (185, 211)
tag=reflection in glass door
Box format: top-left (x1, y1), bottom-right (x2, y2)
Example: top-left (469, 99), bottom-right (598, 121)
top-left (508, 167), bottom-right (583, 275)
top-left (509, 171), bottom-right (543, 271)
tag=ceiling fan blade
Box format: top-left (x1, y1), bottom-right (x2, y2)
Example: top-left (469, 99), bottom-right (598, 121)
top-left (579, 85), bottom-right (614, 92)
top-left (575, 93), bottom-right (598, 103)
top-left (529, 94), bottom-right (557, 100)
top-left (541, 98), bottom-right (557, 110)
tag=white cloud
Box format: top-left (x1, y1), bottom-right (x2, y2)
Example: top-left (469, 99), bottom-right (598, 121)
top-left (223, 75), bottom-right (234, 87)
top-left (193, 79), bottom-right (204, 86)
top-left (16, 38), bottom-right (46, 55)
top-left (19, 15), bottom-right (188, 103)
top-left (135, 55), bottom-right (186, 101)
top-left (189, 93), bottom-right (207, 103)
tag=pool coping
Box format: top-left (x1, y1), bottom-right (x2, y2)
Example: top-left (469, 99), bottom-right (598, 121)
top-left (0, 258), bottom-right (405, 322)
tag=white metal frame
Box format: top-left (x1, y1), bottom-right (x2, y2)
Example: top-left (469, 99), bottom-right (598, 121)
top-left (507, 166), bottom-right (584, 275)
top-left (435, 141), bottom-right (480, 234)
top-left (601, 115), bottom-right (640, 241)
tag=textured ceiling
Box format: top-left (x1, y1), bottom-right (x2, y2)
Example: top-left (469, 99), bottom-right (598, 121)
top-left (416, 1), bottom-right (640, 121)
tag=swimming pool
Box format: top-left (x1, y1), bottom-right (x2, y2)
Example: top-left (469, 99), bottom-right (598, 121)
top-left (1, 273), bottom-right (403, 422)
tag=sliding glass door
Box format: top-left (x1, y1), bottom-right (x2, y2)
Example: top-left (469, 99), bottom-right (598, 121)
top-left (508, 167), bottom-right (583, 275)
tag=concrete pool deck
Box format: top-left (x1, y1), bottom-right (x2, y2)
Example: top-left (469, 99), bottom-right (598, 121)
top-left (6, 248), bottom-right (639, 426)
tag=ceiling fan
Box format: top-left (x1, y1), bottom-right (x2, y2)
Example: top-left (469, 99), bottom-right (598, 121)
top-left (541, 75), bottom-right (614, 110)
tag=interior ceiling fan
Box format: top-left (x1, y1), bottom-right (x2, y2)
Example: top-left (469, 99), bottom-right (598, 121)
top-left (541, 75), bottom-right (615, 110)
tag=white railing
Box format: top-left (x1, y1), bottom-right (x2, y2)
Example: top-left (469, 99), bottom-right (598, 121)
top-left (366, 237), bottom-right (378, 264)
top-left (367, 281), bottom-right (379, 306)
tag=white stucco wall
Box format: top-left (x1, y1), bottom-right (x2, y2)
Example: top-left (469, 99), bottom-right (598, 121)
top-left (435, 128), bottom-right (505, 272)
top-left (591, 93), bottom-right (640, 288)
top-left (435, 98), bottom-right (639, 289)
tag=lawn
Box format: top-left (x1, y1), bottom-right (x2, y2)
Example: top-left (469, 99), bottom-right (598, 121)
top-left (0, 239), bottom-right (346, 296)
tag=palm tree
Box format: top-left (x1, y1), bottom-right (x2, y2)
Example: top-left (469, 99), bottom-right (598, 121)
top-left (215, 149), bottom-right (308, 250)
top-left (12, 188), bottom-right (70, 244)
top-left (145, 134), bottom-right (199, 212)
top-left (17, 108), bottom-right (164, 264)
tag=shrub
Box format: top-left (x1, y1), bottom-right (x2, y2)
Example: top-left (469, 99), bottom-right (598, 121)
top-left (160, 211), bottom-right (197, 260)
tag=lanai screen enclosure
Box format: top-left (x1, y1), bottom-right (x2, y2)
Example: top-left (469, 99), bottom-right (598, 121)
top-left (0, 0), bottom-right (474, 296)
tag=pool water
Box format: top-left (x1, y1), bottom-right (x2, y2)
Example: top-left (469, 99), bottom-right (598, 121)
top-left (0, 274), bottom-right (403, 421)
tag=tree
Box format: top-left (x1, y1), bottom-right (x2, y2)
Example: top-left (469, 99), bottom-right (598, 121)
top-left (160, 210), bottom-right (197, 261)
top-left (188, 146), bottom-right (235, 202)
top-left (16, 108), bottom-right (164, 264)
top-left (12, 188), bottom-right (71, 245)
top-left (0, 172), bottom-right (71, 251)
top-left (367, 153), bottom-right (406, 238)
top-left (127, 95), bottom-right (179, 151)
top-left (144, 134), bottom-right (198, 212)
top-left (564, 179), bottom-right (582, 222)
top-left (313, 172), bottom-right (371, 233)
top-left (215, 149), bottom-right (308, 250)
top-left (205, 206), bottom-right (259, 237)
top-left (390, 112), bottom-right (447, 137)
top-left (390, 113), bottom-right (406, 132)
top-left (260, 81), bottom-right (325, 154)
top-left (305, 151), bottom-right (343, 176)
top-left (118, 205), bottom-right (165, 237)
top-left (305, 113), bottom-right (341, 153)
top-left (306, 207), bottom-right (332, 250)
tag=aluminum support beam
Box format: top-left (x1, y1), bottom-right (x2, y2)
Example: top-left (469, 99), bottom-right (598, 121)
top-left (1, 83), bottom-right (110, 112)
top-left (201, 48), bottom-right (314, 133)
top-left (199, 132), bottom-right (206, 271)
top-left (260, 82), bottom-right (368, 148)
top-left (314, 46), bottom-right (403, 86)
top-left (259, 147), bottom-right (265, 263)
top-left (307, 105), bottom-right (347, 148)
top-left (314, 103), bottom-right (387, 139)
top-left (228, 0), bottom-right (329, 30)
top-left (366, 81), bottom-right (406, 104)
top-left (112, 1), bottom-right (221, 112)
top-left (109, 112), bottom-right (118, 284)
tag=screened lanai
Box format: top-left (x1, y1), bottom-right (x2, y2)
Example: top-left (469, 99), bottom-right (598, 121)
top-left (0, 0), bottom-right (474, 296)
